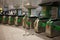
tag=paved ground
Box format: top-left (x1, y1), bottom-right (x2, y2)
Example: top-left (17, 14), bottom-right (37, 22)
top-left (0, 24), bottom-right (60, 40)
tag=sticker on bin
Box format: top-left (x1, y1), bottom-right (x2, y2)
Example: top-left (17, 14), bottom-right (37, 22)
top-left (46, 25), bottom-right (49, 29)
top-left (46, 26), bottom-right (51, 34)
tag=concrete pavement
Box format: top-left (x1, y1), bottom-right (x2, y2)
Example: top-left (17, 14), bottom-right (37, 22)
top-left (0, 24), bottom-right (60, 40)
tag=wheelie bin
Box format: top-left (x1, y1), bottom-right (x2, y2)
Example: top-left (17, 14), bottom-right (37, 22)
top-left (46, 19), bottom-right (60, 38)
top-left (46, 6), bottom-right (60, 38)
top-left (5, 11), bottom-right (9, 24)
top-left (25, 7), bottom-right (38, 29)
top-left (15, 15), bottom-right (25, 26)
top-left (3, 11), bottom-right (9, 24)
top-left (24, 4), bottom-right (38, 29)
top-left (18, 15), bottom-right (25, 26)
top-left (8, 9), bottom-right (17, 25)
top-left (9, 15), bottom-right (15, 25)
top-left (15, 9), bottom-right (25, 26)
top-left (34, 6), bottom-right (51, 33)
top-left (34, 18), bottom-right (49, 33)
top-left (28, 16), bottom-right (38, 29)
